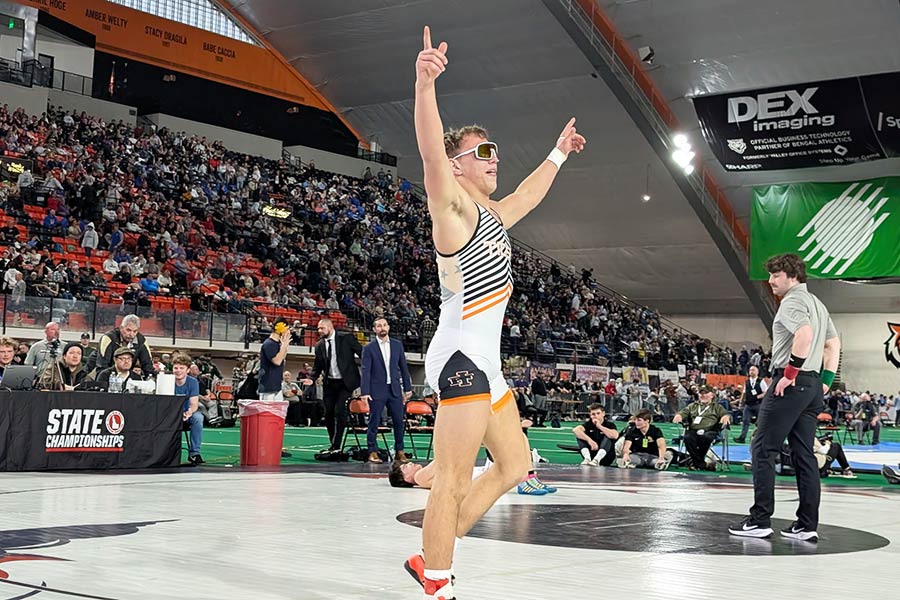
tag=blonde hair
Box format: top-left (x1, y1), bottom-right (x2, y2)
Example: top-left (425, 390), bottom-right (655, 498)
top-left (444, 125), bottom-right (489, 157)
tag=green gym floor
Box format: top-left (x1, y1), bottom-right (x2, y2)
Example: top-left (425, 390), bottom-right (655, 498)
top-left (190, 422), bottom-right (900, 488)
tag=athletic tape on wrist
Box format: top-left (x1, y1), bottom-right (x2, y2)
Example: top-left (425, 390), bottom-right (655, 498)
top-left (546, 147), bottom-right (567, 169)
top-left (784, 364), bottom-right (800, 380)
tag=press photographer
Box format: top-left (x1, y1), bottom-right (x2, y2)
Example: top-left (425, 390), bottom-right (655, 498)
top-left (37, 342), bottom-right (89, 391)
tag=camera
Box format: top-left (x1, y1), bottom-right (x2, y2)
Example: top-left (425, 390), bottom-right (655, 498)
top-left (47, 339), bottom-right (61, 359)
top-left (638, 46), bottom-right (655, 65)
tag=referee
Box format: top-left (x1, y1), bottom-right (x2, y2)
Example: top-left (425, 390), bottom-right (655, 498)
top-left (729, 254), bottom-right (839, 542)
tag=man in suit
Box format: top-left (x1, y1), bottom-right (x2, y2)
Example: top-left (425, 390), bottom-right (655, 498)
top-left (302, 317), bottom-right (364, 452)
top-left (361, 318), bottom-right (413, 463)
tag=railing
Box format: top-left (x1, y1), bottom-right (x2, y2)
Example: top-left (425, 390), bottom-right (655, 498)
top-left (49, 68), bottom-right (93, 97)
top-left (560, 0), bottom-right (749, 261)
top-left (0, 293), bottom-right (738, 372)
top-left (0, 60), bottom-right (32, 88)
top-left (356, 147), bottom-right (398, 167)
top-left (0, 60), bottom-right (93, 96)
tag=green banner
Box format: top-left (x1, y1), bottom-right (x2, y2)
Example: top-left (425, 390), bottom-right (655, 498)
top-left (751, 177), bottom-right (900, 280)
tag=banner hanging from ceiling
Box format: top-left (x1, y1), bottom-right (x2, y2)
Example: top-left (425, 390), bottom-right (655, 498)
top-left (750, 177), bottom-right (900, 280)
top-left (9, 0), bottom-right (330, 111)
top-left (693, 71), bottom-right (900, 171)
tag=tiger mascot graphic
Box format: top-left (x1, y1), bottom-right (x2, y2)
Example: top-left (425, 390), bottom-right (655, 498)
top-left (886, 322), bottom-right (900, 369)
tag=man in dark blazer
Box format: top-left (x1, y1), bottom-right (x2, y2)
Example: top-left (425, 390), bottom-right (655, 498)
top-left (302, 317), bottom-right (364, 452)
top-left (361, 317), bottom-right (413, 463)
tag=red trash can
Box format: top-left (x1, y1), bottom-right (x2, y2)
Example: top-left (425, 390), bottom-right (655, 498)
top-left (238, 400), bottom-right (288, 466)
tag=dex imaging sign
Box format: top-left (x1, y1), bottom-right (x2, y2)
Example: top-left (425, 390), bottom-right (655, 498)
top-left (45, 408), bottom-right (125, 452)
top-left (694, 71), bottom-right (900, 170)
top-left (727, 87), bottom-right (835, 132)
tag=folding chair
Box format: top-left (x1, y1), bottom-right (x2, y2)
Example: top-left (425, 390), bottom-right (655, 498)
top-left (404, 400), bottom-right (435, 461)
top-left (340, 398), bottom-right (390, 458)
top-left (672, 425), bottom-right (729, 471)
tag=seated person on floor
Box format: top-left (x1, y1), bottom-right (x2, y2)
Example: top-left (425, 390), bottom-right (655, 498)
top-left (572, 402), bottom-right (618, 466)
top-left (620, 409), bottom-right (671, 470)
top-left (37, 342), bottom-right (89, 391)
top-left (814, 434), bottom-right (854, 478)
top-left (848, 393), bottom-right (881, 445)
top-left (672, 384), bottom-right (731, 470)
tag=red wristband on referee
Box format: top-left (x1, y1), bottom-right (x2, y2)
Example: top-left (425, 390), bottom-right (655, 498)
top-left (784, 364), bottom-right (800, 380)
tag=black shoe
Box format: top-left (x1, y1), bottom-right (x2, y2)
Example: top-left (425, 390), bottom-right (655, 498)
top-left (728, 516), bottom-right (773, 538)
top-left (780, 522), bottom-right (818, 542)
top-left (733, 437), bottom-right (746, 444)
top-left (188, 455), bottom-right (205, 466)
top-left (281, 451), bottom-right (292, 458)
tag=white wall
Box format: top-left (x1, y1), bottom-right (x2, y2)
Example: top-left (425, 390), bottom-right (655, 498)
top-left (831, 313), bottom-right (900, 395)
top-left (35, 39), bottom-right (93, 78)
top-left (666, 314), bottom-right (770, 348)
top-left (0, 79), bottom-right (48, 116)
top-left (145, 113), bottom-right (282, 160)
top-left (0, 31), bottom-right (20, 65)
top-left (0, 32), bottom-right (93, 77)
top-left (284, 144), bottom-right (395, 181)
top-left (48, 89), bottom-right (136, 126)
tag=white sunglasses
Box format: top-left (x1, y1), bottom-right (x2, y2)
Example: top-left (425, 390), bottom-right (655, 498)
top-left (451, 141), bottom-right (499, 161)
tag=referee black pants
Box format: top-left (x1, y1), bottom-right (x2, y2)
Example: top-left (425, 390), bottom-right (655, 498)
top-left (323, 378), bottom-right (352, 450)
top-left (750, 371), bottom-right (825, 530)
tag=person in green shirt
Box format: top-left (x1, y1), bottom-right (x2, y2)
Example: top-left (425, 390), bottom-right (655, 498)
top-left (673, 384), bottom-right (731, 470)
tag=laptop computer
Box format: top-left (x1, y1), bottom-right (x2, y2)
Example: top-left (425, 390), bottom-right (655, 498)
top-left (1, 365), bottom-right (38, 391)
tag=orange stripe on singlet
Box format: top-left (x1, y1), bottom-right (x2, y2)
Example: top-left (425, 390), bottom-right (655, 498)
top-left (461, 283), bottom-right (512, 313)
top-left (490, 389), bottom-right (514, 414)
top-left (462, 285), bottom-right (512, 321)
top-left (439, 393), bottom-right (492, 407)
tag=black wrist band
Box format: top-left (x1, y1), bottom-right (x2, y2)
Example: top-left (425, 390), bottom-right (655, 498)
top-left (788, 353), bottom-right (805, 368)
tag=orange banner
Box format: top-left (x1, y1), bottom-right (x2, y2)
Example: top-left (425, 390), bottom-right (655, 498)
top-left (13, 0), bottom-right (340, 117)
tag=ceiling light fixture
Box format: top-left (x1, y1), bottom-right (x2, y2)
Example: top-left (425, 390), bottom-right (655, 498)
top-left (671, 133), bottom-right (695, 176)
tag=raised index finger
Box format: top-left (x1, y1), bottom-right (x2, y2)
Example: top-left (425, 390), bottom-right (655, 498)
top-left (423, 25), bottom-right (432, 50)
top-left (561, 117), bottom-right (576, 135)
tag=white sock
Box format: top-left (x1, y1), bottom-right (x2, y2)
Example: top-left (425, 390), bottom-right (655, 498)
top-left (596, 449), bottom-right (607, 462)
top-left (483, 456), bottom-right (493, 470)
top-left (580, 448), bottom-right (592, 460)
top-left (424, 568), bottom-right (452, 582)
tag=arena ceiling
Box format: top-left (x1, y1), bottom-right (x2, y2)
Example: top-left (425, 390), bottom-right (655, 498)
top-left (225, 0), bottom-right (900, 318)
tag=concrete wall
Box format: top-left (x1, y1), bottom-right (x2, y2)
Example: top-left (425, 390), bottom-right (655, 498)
top-left (0, 79), bottom-right (47, 116)
top-left (284, 144), bottom-right (396, 181)
top-left (666, 314), bottom-right (771, 349)
top-left (48, 89), bottom-right (136, 125)
top-left (145, 113), bottom-right (283, 160)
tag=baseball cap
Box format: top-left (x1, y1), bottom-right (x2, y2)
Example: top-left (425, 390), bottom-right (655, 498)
top-left (114, 346), bottom-right (136, 358)
top-left (81, 332), bottom-right (91, 339)
top-left (698, 384), bottom-right (714, 394)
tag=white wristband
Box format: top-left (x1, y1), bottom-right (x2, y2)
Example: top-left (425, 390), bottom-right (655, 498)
top-left (546, 147), bottom-right (567, 169)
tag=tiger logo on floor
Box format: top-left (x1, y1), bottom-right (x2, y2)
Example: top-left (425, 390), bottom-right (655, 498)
top-left (885, 322), bottom-right (900, 369)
